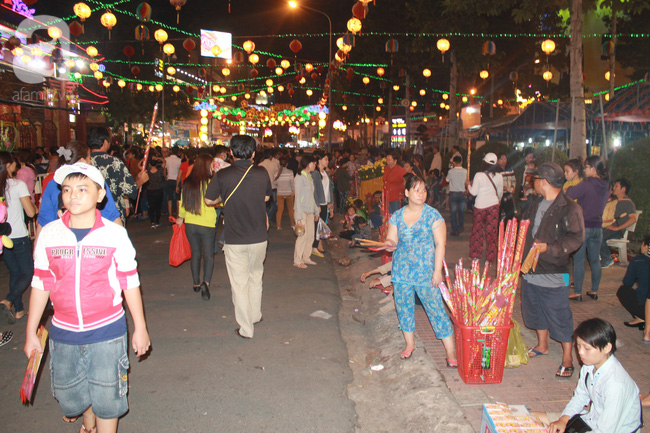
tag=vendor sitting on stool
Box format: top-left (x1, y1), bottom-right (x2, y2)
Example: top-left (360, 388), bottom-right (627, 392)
top-left (531, 318), bottom-right (642, 433)
top-left (617, 234), bottom-right (650, 332)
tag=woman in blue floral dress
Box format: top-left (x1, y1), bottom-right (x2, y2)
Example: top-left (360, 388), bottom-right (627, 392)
top-left (385, 174), bottom-right (457, 365)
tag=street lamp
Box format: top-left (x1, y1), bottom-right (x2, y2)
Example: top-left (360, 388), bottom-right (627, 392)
top-left (289, 1), bottom-right (333, 151)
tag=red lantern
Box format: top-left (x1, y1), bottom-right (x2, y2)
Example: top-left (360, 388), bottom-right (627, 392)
top-left (22, 0), bottom-right (38, 5)
top-left (288, 88), bottom-right (295, 96)
top-left (136, 3), bottom-right (152, 22)
top-left (376, 67), bottom-right (385, 77)
top-left (123, 45), bottom-right (135, 59)
top-left (352, 1), bottom-right (368, 20)
top-left (311, 72), bottom-right (319, 81)
top-left (169, 0), bottom-right (187, 24)
top-left (69, 21), bottom-right (83, 38)
top-left (131, 66), bottom-right (140, 76)
top-left (289, 39), bottom-right (302, 54)
top-left (295, 74), bottom-right (303, 82)
top-left (266, 58), bottom-right (276, 69)
top-left (186, 85), bottom-right (194, 94)
top-left (316, 65), bottom-right (324, 73)
top-left (183, 38), bottom-right (196, 53)
top-left (250, 68), bottom-right (258, 78)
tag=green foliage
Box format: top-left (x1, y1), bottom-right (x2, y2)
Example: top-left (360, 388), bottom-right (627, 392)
top-left (608, 138), bottom-right (650, 241)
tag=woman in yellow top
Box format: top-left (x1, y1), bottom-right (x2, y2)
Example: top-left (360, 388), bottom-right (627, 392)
top-left (563, 158), bottom-right (584, 192)
top-left (176, 154), bottom-right (217, 300)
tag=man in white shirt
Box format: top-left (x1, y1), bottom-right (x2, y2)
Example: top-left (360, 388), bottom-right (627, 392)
top-left (446, 155), bottom-right (468, 236)
top-left (258, 148), bottom-right (281, 224)
top-left (429, 144), bottom-right (442, 173)
top-left (163, 147), bottom-right (182, 217)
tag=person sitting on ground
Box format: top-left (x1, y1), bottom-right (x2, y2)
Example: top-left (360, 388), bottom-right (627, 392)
top-left (339, 205), bottom-right (358, 241)
top-left (367, 191), bottom-right (383, 229)
top-left (616, 234), bottom-right (650, 331)
top-left (349, 216), bottom-right (371, 246)
top-left (532, 318), bottom-right (641, 433)
top-left (360, 260), bottom-right (392, 294)
top-left (601, 178), bottom-right (637, 268)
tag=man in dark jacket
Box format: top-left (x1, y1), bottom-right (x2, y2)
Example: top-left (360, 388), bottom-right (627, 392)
top-left (521, 162), bottom-right (585, 378)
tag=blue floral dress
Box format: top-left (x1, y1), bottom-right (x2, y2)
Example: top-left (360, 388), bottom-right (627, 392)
top-left (389, 205), bottom-right (452, 338)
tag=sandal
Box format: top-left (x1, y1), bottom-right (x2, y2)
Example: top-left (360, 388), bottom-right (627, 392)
top-left (62, 415), bottom-right (79, 423)
top-left (80, 425), bottom-right (96, 433)
top-left (293, 263), bottom-right (308, 269)
top-left (556, 365), bottom-right (575, 378)
top-left (446, 358), bottom-right (458, 368)
top-left (0, 331), bottom-right (13, 348)
top-left (400, 347), bottom-right (416, 360)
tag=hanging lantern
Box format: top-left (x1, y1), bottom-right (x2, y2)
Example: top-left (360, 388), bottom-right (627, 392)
top-left (442, 93), bottom-right (449, 100)
top-left (289, 39), bottom-right (302, 55)
top-left (437, 38), bottom-right (450, 54)
top-left (280, 59), bottom-right (291, 69)
top-left (543, 70), bottom-right (553, 81)
top-left (148, 85), bottom-right (155, 92)
top-left (173, 85), bottom-right (180, 92)
top-left (342, 105), bottom-right (347, 111)
top-left (419, 89), bottom-right (426, 96)
top-left (347, 18), bottom-right (362, 34)
top-left (100, 11), bottom-right (117, 39)
top-left (135, 25), bottom-right (150, 41)
top-left (316, 65), bottom-right (324, 73)
top-left (266, 58), bottom-right (276, 68)
top-left (136, 83), bottom-right (143, 91)
top-left (131, 65), bottom-right (140, 76)
top-left (242, 40), bottom-right (255, 54)
top-left (311, 72), bottom-right (319, 80)
top-left (167, 66), bottom-right (176, 75)
top-left (249, 53), bottom-right (259, 65)
top-left (136, 2), bottom-right (152, 21)
top-left (479, 70), bottom-right (489, 79)
top-left (163, 43), bottom-right (175, 56)
top-left (305, 63), bottom-right (314, 73)
top-left (154, 29), bottom-right (168, 45)
top-left (275, 67), bottom-right (284, 76)
top-left (74, 2), bottom-right (91, 32)
top-left (86, 46), bottom-right (98, 57)
top-left (118, 79), bottom-right (126, 88)
top-left (94, 71), bottom-right (103, 80)
top-left (481, 41), bottom-right (496, 56)
top-left (155, 84), bottom-right (163, 91)
top-left (306, 89), bottom-right (313, 96)
top-left (393, 84), bottom-right (400, 91)
top-left (335, 50), bottom-right (347, 63)
top-left (250, 68), bottom-right (259, 77)
top-left (211, 45), bottom-right (222, 57)
top-left (48, 26), bottom-right (62, 40)
top-left (89, 62), bottom-right (99, 72)
top-left (69, 21), bottom-right (83, 38)
top-left (376, 67), bottom-right (385, 77)
top-left (352, 1), bottom-right (368, 19)
top-left (222, 67), bottom-right (230, 76)
top-left (541, 39), bottom-right (555, 55)
top-left (182, 38), bottom-right (196, 61)
top-left (422, 68), bottom-right (431, 78)
top-left (169, 0), bottom-right (187, 24)
top-left (123, 45), bottom-right (135, 60)
top-left (362, 76), bottom-right (370, 85)
top-left (385, 38), bottom-right (399, 53)
top-left (605, 71), bottom-right (612, 81)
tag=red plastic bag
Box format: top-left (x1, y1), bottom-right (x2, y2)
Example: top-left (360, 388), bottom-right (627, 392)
top-left (169, 220), bottom-right (191, 267)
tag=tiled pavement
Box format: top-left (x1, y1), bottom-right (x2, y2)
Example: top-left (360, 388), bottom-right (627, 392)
top-left (414, 213), bottom-right (648, 432)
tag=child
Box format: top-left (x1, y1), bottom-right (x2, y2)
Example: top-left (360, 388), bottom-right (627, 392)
top-left (350, 216), bottom-right (371, 246)
top-left (533, 318), bottom-right (641, 433)
top-left (24, 162), bottom-right (150, 433)
top-left (368, 191), bottom-right (383, 229)
top-left (360, 260), bottom-right (393, 294)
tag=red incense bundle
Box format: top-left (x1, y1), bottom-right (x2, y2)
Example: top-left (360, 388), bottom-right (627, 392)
top-left (20, 326), bottom-right (48, 404)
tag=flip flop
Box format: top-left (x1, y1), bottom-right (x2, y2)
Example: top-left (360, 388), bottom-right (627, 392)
top-left (0, 331), bottom-right (13, 348)
top-left (400, 348), bottom-right (416, 360)
top-left (556, 365), bottom-right (575, 378)
top-left (63, 415), bottom-right (79, 423)
top-left (528, 348), bottom-right (548, 357)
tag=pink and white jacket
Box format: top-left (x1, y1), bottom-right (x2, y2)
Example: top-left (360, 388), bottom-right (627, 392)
top-left (32, 209), bottom-right (140, 332)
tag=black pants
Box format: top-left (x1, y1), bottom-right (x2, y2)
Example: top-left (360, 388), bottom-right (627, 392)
top-left (617, 284), bottom-right (646, 319)
top-left (147, 188), bottom-right (164, 224)
top-left (185, 223), bottom-right (216, 286)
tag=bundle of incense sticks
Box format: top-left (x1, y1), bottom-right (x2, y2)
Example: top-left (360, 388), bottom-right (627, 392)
top-left (439, 218), bottom-right (530, 327)
top-left (20, 326), bottom-right (48, 404)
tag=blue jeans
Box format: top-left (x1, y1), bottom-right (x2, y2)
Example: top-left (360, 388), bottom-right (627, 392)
top-left (573, 227), bottom-right (603, 295)
top-left (266, 188), bottom-right (277, 223)
top-left (448, 192), bottom-right (466, 233)
top-left (600, 227), bottom-right (622, 265)
top-left (388, 200), bottom-right (401, 215)
top-left (2, 236), bottom-right (33, 312)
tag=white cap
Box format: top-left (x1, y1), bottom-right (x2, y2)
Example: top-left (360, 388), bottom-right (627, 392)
top-left (54, 162), bottom-right (105, 187)
top-left (483, 152), bottom-right (497, 165)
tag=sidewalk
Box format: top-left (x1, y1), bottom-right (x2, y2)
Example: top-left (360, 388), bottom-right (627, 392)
top-left (416, 211), bottom-right (649, 432)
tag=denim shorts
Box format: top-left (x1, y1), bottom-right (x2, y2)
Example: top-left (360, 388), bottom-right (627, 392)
top-left (49, 333), bottom-right (129, 419)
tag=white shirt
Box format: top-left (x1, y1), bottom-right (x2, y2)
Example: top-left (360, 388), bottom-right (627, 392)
top-left (322, 171), bottom-right (331, 204)
top-left (467, 172), bottom-right (503, 209)
top-left (446, 166), bottom-right (468, 192)
top-left (165, 155), bottom-right (182, 180)
top-left (5, 178), bottom-right (30, 239)
top-left (429, 152), bottom-right (442, 172)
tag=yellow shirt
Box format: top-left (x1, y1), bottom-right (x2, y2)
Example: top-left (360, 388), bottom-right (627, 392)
top-left (178, 189), bottom-right (217, 228)
top-left (563, 178), bottom-right (581, 193)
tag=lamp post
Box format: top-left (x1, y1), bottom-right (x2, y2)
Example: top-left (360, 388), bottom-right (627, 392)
top-left (289, 1), bottom-right (333, 151)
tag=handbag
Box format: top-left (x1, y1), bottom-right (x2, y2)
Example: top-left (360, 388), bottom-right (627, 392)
top-left (564, 414), bottom-right (591, 433)
top-left (169, 219), bottom-right (192, 267)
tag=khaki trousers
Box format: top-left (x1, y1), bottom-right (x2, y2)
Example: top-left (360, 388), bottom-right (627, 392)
top-left (294, 212), bottom-right (314, 265)
top-left (223, 241), bottom-right (268, 338)
top-left (276, 194), bottom-right (295, 229)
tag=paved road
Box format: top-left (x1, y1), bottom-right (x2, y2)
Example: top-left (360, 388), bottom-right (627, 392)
top-left (0, 219), bottom-right (357, 433)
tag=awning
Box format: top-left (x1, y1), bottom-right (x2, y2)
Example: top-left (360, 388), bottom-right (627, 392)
top-left (595, 81), bottom-right (650, 123)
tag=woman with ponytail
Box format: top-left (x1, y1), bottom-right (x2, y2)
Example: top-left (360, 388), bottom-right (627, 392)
top-left (567, 155), bottom-right (611, 301)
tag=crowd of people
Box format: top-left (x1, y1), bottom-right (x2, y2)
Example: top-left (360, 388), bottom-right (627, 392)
top-left (0, 132), bottom-right (648, 433)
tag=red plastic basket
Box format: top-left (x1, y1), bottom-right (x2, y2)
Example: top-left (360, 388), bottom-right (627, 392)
top-left (454, 321), bottom-right (513, 385)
